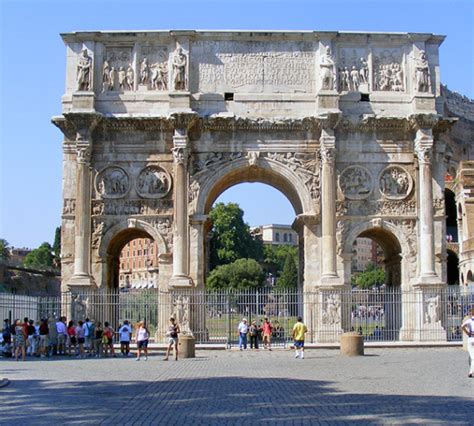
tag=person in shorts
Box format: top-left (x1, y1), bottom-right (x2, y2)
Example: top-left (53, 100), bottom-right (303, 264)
top-left (103, 322), bottom-right (116, 357)
top-left (135, 321), bottom-right (149, 361)
top-left (291, 316), bottom-right (308, 359)
top-left (119, 320), bottom-right (132, 357)
top-left (164, 317), bottom-right (180, 361)
top-left (461, 308), bottom-right (474, 378)
top-left (39, 319), bottom-right (49, 359)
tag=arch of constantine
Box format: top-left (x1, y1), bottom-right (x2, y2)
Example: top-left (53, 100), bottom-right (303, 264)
top-left (52, 30), bottom-right (474, 342)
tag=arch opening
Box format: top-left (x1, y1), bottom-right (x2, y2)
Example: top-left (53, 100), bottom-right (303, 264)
top-left (446, 249), bottom-right (459, 285)
top-left (445, 189), bottom-right (458, 242)
top-left (106, 228), bottom-right (158, 290)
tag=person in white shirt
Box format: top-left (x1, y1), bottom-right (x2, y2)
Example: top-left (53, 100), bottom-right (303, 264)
top-left (56, 317), bottom-right (68, 355)
top-left (118, 320), bottom-right (132, 357)
top-left (461, 308), bottom-right (474, 378)
top-left (238, 318), bottom-right (248, 350)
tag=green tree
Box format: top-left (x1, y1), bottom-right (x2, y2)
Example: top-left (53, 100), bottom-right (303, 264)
top-left (263, 244), bottom-right (298, 276)
top-left (0, 239), bottom-right (10, 263)
top-left (276, 252), bottom-right (298, 289)
top-left (52, 226), bottom-right (61, 269)
top-left (209, 202), bottom-right (263, 269)
top-left (23, 242), bottom-right (55, 270)
top-left (352, 262), bottom-right (386, 289)
top-left (206, 258), bottom-right (265, 290)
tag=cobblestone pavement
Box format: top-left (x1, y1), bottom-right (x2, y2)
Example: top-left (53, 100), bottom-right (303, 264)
top-left (0, 347), bottom-right (473, 425)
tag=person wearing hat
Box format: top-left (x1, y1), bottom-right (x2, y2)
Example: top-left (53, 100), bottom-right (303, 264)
top-left (249, 320), bottom-right (261, 350)
top-left (461, 308), bottom-right (474, 378)
top-left (237, 318), bottom-right (248, 350)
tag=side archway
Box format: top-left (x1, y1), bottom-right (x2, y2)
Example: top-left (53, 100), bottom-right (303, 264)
top-left (98, 219), bottom-right (170, 289)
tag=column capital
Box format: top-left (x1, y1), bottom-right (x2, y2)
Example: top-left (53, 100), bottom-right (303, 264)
top-left (415, 128), bottom-right (434, 165)
top-left (76, 142), bottom-right (92, 165)
top-left (172, 146), bottom-right (189, 165)
top-left (320, 127), bottom-right (336, 164)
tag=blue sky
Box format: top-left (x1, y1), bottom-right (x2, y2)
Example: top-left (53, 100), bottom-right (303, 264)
top-left (0, 0), bottom-right (473, 249)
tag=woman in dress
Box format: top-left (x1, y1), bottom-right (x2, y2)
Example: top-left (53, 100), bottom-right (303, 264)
top-left (14, 319), bottom-right (27, 361)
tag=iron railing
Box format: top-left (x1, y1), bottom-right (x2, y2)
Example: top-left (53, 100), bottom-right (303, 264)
top-left (0, 287), bottom-right (472, 345)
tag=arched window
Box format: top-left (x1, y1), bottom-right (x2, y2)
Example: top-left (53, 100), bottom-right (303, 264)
top-left (275, 232), bottom-right (280, 242)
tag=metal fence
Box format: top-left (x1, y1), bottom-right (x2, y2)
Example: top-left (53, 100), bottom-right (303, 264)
top-left (1, 287), bottom-right (472, 345)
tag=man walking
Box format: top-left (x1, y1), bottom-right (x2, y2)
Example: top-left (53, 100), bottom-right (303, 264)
top-left (237, 318), bottom-right (248, 350)
top-left (291, 316), bottom-right (308, 359)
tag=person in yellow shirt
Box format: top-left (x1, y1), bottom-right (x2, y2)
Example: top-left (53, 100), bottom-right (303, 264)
top-left (291, 316), bottom-right (308, 359)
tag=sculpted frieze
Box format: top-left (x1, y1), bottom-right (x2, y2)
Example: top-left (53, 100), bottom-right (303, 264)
top-left (136, 166), bottom-right (172, 198)
top-left (379, 166), bottom-right (412, 199)
top-left (91, 218), bottom-right (116, 249)
top-left (144, 217), bottom-right (173, 250)
top-left (92, 199), bottom-right (173, 216)
top-left (102, 47), bottom-right (133, 92)
top-left (95, 166), bottom-right (130, 199)
top-left (373, 48), bottom-right (404, 92)
top-left (338, 48), bottom-right (369, 92)
top-left (139, 45), bottom-right (169, 91)
top-left (336, 199), bottom-right (416, 217)
top-left (338, 166), bottom-right (373, 200)
top-left (336, 220), bottom-right (349, 255)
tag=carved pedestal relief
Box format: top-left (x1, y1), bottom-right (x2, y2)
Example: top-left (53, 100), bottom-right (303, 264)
top-left (322, 294), bottom-right (341, 325)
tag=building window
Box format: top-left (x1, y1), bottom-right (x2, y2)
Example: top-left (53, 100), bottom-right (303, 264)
top-left (289, 234), bottom-right (293, 242)
top-left (275, 232), bottom-right (280, 242)
top-left (284, 233), bottom-right (288, 242)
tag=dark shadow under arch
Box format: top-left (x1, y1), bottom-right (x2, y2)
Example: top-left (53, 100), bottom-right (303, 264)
top-left (446, 249), bottom-right (459, 285)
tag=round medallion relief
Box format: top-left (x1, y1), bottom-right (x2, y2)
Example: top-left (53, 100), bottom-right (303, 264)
top-left (338, 166), bottom-right (373, 200)
top-left (379, 166), bottom-right (412, 200)
top-left (136, 165), bottom-right (172, 198)
top-left (95, 166), bottom-right (130, 199)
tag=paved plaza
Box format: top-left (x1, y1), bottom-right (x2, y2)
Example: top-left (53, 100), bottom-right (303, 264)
top-left (0, 347), bottom-right (473, 425)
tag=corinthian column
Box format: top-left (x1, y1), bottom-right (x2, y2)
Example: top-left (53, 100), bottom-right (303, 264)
top-left (320, 128), bottom-right (338, 281)
top-left (170, 127), bottom-right (193, 287)
top-left (69, 142), bottom-right (95, 287)
top-left (415, 128), bottom-right (437, 281)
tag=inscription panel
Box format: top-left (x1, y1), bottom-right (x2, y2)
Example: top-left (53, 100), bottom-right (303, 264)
top-left (192, 41), bottom-right (315, 93)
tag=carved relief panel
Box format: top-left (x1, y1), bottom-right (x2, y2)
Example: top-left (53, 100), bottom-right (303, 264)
top-left (136, 166), bottom-right (172, 198)
top-left (379, 166), bottom-right (412, 200)
top-left (102, 47), bottom-right (133, 92)
top-left (139, 45), bottom-right (169, 91)
top-left (337, 47), bottom-right (370, 92)
top-left (373, 48), bottom-right (405, 92)
top-left (338, 166), bottom-right (373, 200)
top-left (95, 166), bottom-right (130, 199)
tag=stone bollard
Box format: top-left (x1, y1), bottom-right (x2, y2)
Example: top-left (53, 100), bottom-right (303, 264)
top-left (178, 335), bottom-right (196, 359)
top-left (340, 332), bottom-right (364, 356)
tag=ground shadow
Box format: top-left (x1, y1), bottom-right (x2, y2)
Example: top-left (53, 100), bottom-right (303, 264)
top-left (0, 376), bottom-right (472, 425)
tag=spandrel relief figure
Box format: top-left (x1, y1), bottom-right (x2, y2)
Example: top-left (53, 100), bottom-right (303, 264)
top-left (320, 46), bottom-right (336, 90)
top-left (125, 64), bottom-right (134, 90)
top-left (350, 66), bottom-right (360, 91)
top-left (414, 50), bottom-right (431, 93)
top-left (172, 46), bottom-right (187, 91)
top-left (76, 48), bottom-right (92, 91)
top-left (140, 57), bottom-right (150, 85)
top-left (118, 66), bottom-right (126, 90)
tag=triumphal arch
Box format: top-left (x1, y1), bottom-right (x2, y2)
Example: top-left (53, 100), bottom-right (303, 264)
top-left (53, 30), bottom-right (474, 342)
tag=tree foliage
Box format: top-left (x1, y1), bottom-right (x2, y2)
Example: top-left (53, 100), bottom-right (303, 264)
top-left (0, 239), bottom-right (10, 263)
top-left (206, 258), bottom-right (265, 290)
top-left (209, 202), bottom-right (263, 269)
top-left (52, 226), bottom-right (61, 269)
top-left (351, 262), bottom-right (386, 289)
top-left (276, 252), bottom-right (298, 289)
top-left (263, 245), bottom-right (298, 275)
top-left (23, 242), bottom-right (55, 270)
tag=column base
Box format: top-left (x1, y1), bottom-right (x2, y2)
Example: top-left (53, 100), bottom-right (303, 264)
top-left (320, 274), bottom-right (344, 287)
top-left (67, 274), bottom-right (97, 290)
top-left (415, 274), bottom-right (444, 286)
top-left (169, 275), bottom-right (194, 288)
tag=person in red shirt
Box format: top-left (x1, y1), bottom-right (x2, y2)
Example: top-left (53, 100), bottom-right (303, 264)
top-left (262, 317), bottom-right (273, 351)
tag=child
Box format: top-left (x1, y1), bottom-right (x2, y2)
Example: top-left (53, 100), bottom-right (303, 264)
top-left (291, 316), bottom-right (308, 359)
